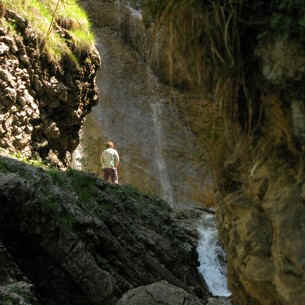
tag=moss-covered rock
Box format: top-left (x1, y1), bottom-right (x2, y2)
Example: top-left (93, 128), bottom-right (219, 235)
top-left (0, 152), bottom-right (208, 305)
top-left (0, 8), bottom-right (100, 168)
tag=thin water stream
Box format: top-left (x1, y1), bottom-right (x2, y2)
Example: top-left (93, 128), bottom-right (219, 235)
top-left (151, 103), bottom-right (175, 207)
top-left (197, 212), bottom-right (231, 297)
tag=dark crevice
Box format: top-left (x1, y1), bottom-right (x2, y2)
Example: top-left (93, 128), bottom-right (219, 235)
top-left (1, 231), bottom-right (92, 305)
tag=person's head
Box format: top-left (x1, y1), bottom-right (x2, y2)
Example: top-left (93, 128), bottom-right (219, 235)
top-left (106, 141), bottom-right (114, 148)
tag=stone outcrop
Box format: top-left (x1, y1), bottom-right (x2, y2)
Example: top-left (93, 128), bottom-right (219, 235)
top-left (116, 281), bottom-right (205, 305)
top-left (0, 9), bottom-right (100, 168)
top-left (217, 162), bottom-right (305, 305)
top-left (0, 151), bottom-right (208, 305)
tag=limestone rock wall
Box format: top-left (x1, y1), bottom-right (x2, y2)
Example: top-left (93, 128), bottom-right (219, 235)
top-left (216, 36), bottom-right (305, 305)
top-left (0, 9), bottom-right (100, 168)
top-left (77, 0), bottom-right (209, 206)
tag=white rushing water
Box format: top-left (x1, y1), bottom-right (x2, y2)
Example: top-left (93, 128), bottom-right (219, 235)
top-left (197, 212), bottom-right (231, 297)
top-left (72, 129), bottom-right (84, 170)
top-left (126, 3), bottom-right (143, 20)
top-left (151, 102), bottom-right (175, 207)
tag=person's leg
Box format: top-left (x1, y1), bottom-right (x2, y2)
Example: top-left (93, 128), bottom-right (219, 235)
top-left (113, 168), bottom-right (118, 184)
top-left (103, 168), bottom-right (110, 182)
top-left (110, 168), bottom-right (118, 184)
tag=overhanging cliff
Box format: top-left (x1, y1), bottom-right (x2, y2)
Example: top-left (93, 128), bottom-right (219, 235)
top-left (0, 5), bottom-right (100, 168)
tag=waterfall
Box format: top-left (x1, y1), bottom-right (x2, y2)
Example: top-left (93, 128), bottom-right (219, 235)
top-left (151, 102), bottom-right (174, 207)
top-left (126, 3), bottom-right (143, 20)
top-left (291, 99), bottom-right (305, 144)
top-left (197, 212), bottom-right (231, 297)
top-left (72, 129), bottom-right (84, 170)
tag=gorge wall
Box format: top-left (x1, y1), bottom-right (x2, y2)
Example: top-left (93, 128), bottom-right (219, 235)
top-left (76, 0), bottom-right (209, 206)
top-left (216, 36), bottom-right (305, 305)
top-left (0, 3), bottom-right (210, 305)
top-left (1, 1), bottom-right (305, 305)
top-left (76, 1), bottom-right (305, 305)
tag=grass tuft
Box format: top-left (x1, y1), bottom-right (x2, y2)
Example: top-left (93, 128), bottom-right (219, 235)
top-left (2, 0), bottom-right (95, 62)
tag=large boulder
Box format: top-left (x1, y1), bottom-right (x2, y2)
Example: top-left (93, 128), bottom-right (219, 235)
top-left (116, 281), bottom-right (204, 305)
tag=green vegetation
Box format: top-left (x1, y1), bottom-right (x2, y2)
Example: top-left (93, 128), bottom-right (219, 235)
top-left (144, 0), bottom-right (305, 195)
top-left (2, 0), bottom-right (95, 62)
top-left (269, 0), bottom-right (305, 39)
top-left (67, 168), bottom-right (98, 202)
top-left (0, 159), bottom-right (9, 172)
top-left (48, 167), bottom-right (67, 185)
top-left (3, 298), bottom-right (14, 305)
top-left (10, 151), bottom-right (51, 168)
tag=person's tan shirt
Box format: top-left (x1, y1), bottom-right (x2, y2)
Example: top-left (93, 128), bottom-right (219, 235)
top-left (101, 148), bottom-right (119, 169)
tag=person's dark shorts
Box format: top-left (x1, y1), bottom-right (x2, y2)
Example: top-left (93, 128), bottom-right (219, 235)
top-left (103, 168), bottom-right (118, 184)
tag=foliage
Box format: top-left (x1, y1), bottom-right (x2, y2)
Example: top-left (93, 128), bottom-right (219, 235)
top-left (2, 0), bottom-right (95, 62)
top-left (145, 0), bottom-right (245, 189)
top-left (48, 167), bottom-right (67, 185)
top-left (2, 298), bottom-right (14, 305)
top-left (67, 168), bottom-right (98, 203)
top-left (0, 159), bottom-right (9, 172)
top-left (269, 0), bottom-right (305, 39)
top-left (10, 151), bottom-right (51, 168)
top-left (144, 0), bottom-right (305, 196)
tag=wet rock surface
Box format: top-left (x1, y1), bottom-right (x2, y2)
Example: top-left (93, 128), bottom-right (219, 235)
top-left (0, 152), bottom-right (209, 305)
top-left (76, 0), bottom-right (209, 205)
top-left (207, 297), bottom-right (231, 305)
top-left (0, 10), bottom-right (100, 169)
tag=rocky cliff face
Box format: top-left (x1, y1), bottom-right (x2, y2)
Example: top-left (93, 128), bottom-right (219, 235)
top-left (0, 4), bottom-right (211, 305)
top-left (74, 2), bottom-right (305, 304)
top-left (76, 2), bottom-right (305, 304)
top-left (0, 151), bottom-right (208, 305)
top-left (0, 9), bottom-right (100, 168)
top-left (3, 2), bottom-right (305, 305)
top-left (0, 3), bottom-right (212, 305)
top-left (75, 0), bottom-right (209, 206)
top-left (216, 36), bottom-right (305, 305)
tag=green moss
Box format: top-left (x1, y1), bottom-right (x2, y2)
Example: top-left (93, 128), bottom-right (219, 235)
top-left (0, 159), bottom-right (9, 173)
top-left (69, 28), bottom-right (95, 50)
top-left (2, 298), bottom-right (14, 305)
top-left (67, 168), bottom-right (97, 202)
top-left (269, 0), bottom-right (305, 40)
top-left (48, 168), bottom-right (67, 185)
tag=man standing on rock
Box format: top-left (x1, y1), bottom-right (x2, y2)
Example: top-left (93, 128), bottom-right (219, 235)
top-left (101, 141), bottom-right (120, 184)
